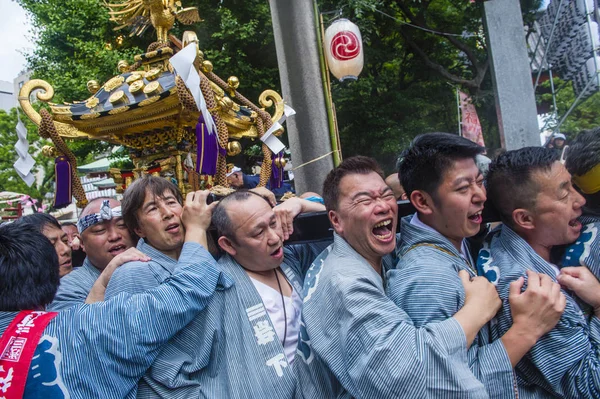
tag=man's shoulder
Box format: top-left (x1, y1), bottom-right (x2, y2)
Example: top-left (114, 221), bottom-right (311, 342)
top-left (398, 242), bottom-right (460, 268)
top-left (110, 259), bottom-right (160, 285)
top-left (57, 265), bottom-right (97, 293)
top-left (307, 249), bottom-right (377, 297)
top-left (479, 232), bottom-right (530, 290)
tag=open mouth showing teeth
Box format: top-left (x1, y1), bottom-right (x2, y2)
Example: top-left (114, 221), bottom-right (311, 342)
top-left (468, 212), bottom-right (483, 223)
top-left (109, 245), bottom-right (126, 254)
top-left (372, 219), bottom-right (393, 239)
top-left (569, 219), bottom-right (581, 228)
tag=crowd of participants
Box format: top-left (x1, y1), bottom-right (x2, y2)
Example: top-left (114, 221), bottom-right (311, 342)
top-left (1, 130), bottom-right (600, 398)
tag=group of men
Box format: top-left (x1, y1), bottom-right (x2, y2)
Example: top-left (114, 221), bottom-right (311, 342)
top-left (1, 130), bottom-right (600, 398)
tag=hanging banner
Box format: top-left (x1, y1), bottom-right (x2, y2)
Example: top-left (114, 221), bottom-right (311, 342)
top-left (459, 91), bottom-right (485, 148)
top-left (261, 104), bottom-right (296, 154)
top-left (13, 113), bottom-right (35, 187)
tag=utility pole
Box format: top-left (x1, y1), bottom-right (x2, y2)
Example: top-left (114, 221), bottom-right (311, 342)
top-left (268, 0), bottom-right (334, 194)
top-left (483, 0), bottom-right (540, 150)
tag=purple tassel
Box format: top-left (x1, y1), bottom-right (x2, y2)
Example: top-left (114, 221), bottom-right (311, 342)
top-left (54, 156), bottom-right (72, 209)
top-left (195, 115), bottom-right (219, 175)
top-left (270, 151), bottom-right (284, 189)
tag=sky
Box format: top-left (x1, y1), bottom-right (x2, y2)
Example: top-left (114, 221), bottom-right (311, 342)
top-left (0, 1), bottom-right (33, 83)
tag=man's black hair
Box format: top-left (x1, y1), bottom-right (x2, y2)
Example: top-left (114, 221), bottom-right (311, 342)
top-left (565, 129), bottom-right (600, 213)
top-left (212, 190), bottom-right (272, 245)
top-left (15, 212), bottom-right (61, 233)
top-left (399, 133), bottom-right (485, 201)
top-left (486, 147), bottom-right (559, 227)
top-left (565, 129), bottom-right (600, 177)
top-left (0, 223), bottom-right (60, 310)
top-left (322, 156), bottom-right (384, 212)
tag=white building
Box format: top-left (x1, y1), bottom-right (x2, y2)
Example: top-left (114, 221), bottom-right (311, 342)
top-left (0, 80), bottom-right (14, 113)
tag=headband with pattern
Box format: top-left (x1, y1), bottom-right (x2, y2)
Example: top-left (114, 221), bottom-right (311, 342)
top-left (77, 200), bottom-right (123, 233)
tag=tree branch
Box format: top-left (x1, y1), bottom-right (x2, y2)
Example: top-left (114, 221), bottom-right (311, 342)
top-left (393, 0), bottom-right (487, 89)
top-left (399, 27), bottom-right (482, 90)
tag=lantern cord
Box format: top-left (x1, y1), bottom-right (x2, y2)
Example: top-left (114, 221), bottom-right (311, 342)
top-left (321, 8), bottom-right (344, 23)
top-left (355, 0), bottom-right (479, 38)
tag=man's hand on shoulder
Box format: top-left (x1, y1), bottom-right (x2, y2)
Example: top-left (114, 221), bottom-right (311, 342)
top-left (558, 266), bottom-right (600, 317)
top-left (86, 248), bottom-right (151, 303)
top-left (499, 270), bottom-right (566, 366)
top-left (453, 270), bottom-right (501, 347)
top-left (509, 270), bottom-right (565, 338)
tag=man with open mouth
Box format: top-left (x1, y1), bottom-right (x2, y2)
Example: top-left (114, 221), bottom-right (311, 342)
top-left (388, 134), bottom-right (566, 398)
top-left (106, 176), bottom-right (327, 398)
top-left (296, 155), bottom-right (515, 398)
top-left (479, 146), bottom-right (600, 398)
top-left (49, 197), bottom-right (145, 310)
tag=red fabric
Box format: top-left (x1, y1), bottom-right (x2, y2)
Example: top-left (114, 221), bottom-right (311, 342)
top-left (0, 311), bottom-right (58, 398)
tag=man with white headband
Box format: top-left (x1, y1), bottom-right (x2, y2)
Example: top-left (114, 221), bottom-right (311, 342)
top-left (50, 198), bottom-right (148, 310)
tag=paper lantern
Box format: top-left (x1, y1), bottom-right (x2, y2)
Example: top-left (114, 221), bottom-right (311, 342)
top-left (324, 19), bottom-right (364, 82)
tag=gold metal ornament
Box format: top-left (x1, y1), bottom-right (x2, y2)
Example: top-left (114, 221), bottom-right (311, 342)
top-left (145, 68), bottom-right (162, 81)
top-left (129, 80), bottom-right (145, 94)
top-left (227, 141), bottom-right (242, 156)
top-left (227, 76), bottom-right (239, 97)
top-left (104, 76), bottom-right (125, 92)
top-left (105, 0), bottom-right (201, 43)
top-left (85, 97), bottom-right (100, 109)
top-left (143, 81), bottom-right (162, 95)
top-left (202, 60), bottom-right (213, 73)
top-left (126, 73), bottom-right (143, 83)
top-left (117, 60), bottom-right (130, 73)
top-left (87, 80), bottom-right (100, 94)
top-left (18, 22), bottom-right (287, 198)
top-left (109, 90), bottom-right (128, 104)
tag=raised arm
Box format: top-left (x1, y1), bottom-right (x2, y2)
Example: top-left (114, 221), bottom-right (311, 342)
top-left (58, 243), bottom-right (232, 397)
top-left (274, 197), bottom-right (326, 241)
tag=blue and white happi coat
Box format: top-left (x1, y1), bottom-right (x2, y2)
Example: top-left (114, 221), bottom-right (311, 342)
top-left (562, 214), bottom-right (600, 279)
top-left (387, 216), bottom-right (516, 399)
top-left (0, 243), bottom-right (231, 399)
top-left (477, 225), bottom-right (600, 398)
top-left (106, 240), bottom-right (329, 398)
top-left (49, 257), bottom-right (102, 311)
top-left (295, 232), bottom-right (479, 399)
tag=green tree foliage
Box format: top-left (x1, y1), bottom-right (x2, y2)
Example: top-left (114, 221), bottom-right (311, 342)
top-left (317, 0), bottom-right (542, 171)
top-left (0, 108), bottom-right (54, 201)
top-left (18, 0), bottom-right (546, 175)
top-left (539, 77), bottom-right (600, 139)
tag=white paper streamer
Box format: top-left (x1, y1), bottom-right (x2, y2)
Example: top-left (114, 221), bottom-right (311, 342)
top-left (261, 104), bottom-right (296, 153)
top-left (13, 113), bottom-right (35, 187)
top-left (170, 43), bottom-right (217, 135)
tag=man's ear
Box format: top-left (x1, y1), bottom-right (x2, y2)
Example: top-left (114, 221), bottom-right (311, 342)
top-left (218, 236), bottom-right (237, 257)
top-left (134, 226), bottom-right (146, 239)
top-left (410, 190), bottom-right (434, 215)
top-left (512, 208), bottom-right (535, 231)
top-left (329, 210), bottom-right (343, 235)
